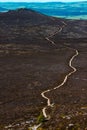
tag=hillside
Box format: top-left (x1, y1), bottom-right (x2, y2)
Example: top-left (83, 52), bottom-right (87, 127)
top-left (0, 8), bottom-right (87, 47)
top-left (0, 8), bottom-right (87, 130)
top-left (0, 8), bottom-right (63, 48)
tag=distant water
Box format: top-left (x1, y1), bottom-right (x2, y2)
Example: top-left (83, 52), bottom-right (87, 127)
top-left (0, 2), bottom-right (87, 20)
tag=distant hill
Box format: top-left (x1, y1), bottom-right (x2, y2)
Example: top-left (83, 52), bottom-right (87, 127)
top-left (0, 2), bottom-right (87, 19)
top-left (0, 8), bottom-right (63, 48)
top-left (0, 8), bottom-right (62, 25)
top-left (0, 8), bottom-right (87, 48)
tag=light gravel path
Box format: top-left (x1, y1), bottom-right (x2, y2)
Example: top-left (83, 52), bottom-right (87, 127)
top-left (4, 21), bottom-right (79, 130)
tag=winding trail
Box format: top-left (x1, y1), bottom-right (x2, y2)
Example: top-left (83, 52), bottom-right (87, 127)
top-left (41, 49), bottom-right (79, 119)
top-left (4, 21), bottom-right (79, 130)
top-left (40, 20), bottom-right (79, 119)
top-left (32, 21), bottom-right (79, 129)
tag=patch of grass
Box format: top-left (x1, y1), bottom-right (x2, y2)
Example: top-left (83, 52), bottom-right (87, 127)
top-left (0, 124), bottom-right (4, 130)
top-left (37, 112), bottom-right (46, 124)
top-left (37, 128), bottom-right (46, 130)
top-left (28, 128), bottom-right (32, 130)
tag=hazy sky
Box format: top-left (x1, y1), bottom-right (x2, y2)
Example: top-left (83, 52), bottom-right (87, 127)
top-left (0, 0), bottom-right (86, 2)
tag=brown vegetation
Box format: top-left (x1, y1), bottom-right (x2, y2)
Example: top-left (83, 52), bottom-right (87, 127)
top-left (0, 9), bottom-right (87, 129)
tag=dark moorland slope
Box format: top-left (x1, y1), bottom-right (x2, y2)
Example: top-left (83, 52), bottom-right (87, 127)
top-left (0, 8), bottom-right (87, 46)
top-left (0, 9), bottom-right (87, 130)
top-left (0, 8), bottom-right (63, 48)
